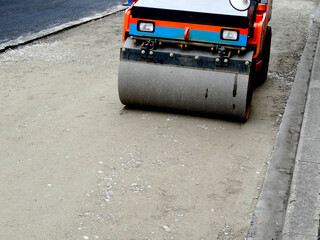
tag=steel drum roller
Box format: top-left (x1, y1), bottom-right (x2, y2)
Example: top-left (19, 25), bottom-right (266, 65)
top-left (118, 60), bottom-right (252, 121)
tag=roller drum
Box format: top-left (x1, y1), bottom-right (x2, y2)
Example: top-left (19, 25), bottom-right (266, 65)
top-left (118, 61), bottom-right (252, 121)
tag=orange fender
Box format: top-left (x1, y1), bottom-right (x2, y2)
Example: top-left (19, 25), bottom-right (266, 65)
top-left (122, 7), bottom-right (132, 43)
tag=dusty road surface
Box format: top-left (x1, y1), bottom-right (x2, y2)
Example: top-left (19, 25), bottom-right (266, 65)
top-left (0, 0), bottom-right (318, 239)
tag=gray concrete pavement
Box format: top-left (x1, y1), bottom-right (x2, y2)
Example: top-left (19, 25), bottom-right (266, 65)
top-left (282, 5), bottom-right (320, 239)
top-left (248, 3), bottom-right (320, 239)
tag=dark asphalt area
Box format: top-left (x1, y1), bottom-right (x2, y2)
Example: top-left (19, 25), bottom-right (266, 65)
top-left (0, 0), bottom-right (125, 45)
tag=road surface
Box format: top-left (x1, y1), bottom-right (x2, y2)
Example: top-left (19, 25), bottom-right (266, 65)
top-left (0, 0), bottom-right (125, 45)
top-left (0, 0), bottom-right (318, 239)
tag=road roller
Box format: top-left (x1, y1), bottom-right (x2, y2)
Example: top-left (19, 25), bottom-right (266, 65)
top-left (118, 0), bottom-right (272, 121)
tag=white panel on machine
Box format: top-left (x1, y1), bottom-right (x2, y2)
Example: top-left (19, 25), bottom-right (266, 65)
top-left (134, 0), bottom-right (247, 17)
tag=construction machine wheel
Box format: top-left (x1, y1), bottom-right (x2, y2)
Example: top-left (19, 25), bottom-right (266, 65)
top-left (118, 61), bottom-right (254, 122)
top-left (254, 26), bottom-right (272, 87)
top-left (118, 38), bottom-right (256, 121)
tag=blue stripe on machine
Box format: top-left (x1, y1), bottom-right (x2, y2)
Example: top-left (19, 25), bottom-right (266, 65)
top-left (129, 24), bottom-right (247, 47)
